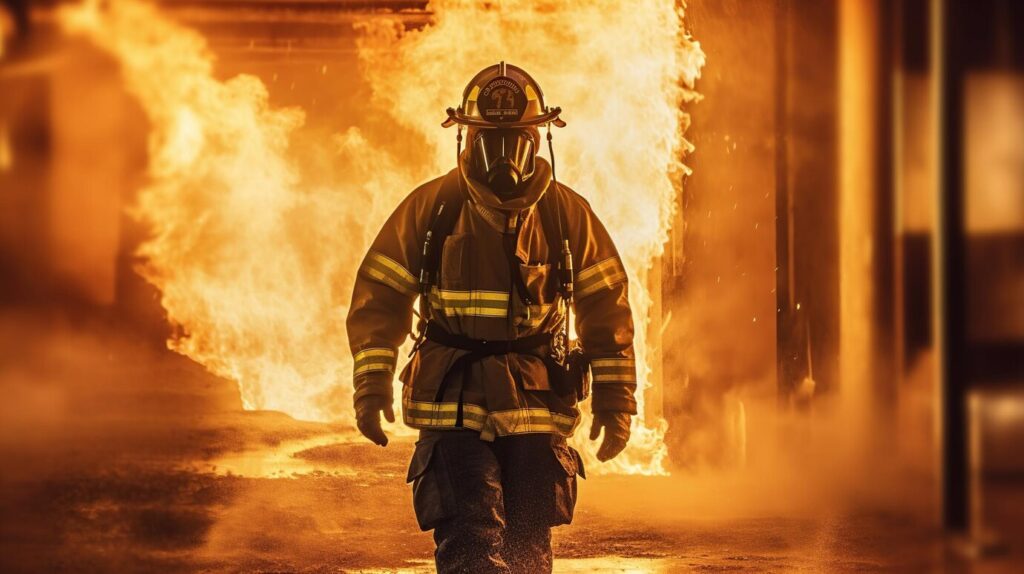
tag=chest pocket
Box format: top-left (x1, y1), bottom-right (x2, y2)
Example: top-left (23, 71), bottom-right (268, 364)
top-left (514, 262), bottom-right (558, 330)
top-left (518, 263), bottom-right (555, 305)
top-left (440, 233), bottom-right (472, 290)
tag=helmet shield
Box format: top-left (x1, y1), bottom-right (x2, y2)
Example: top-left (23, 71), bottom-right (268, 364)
top-left (470, 128), bottom-right (537, 197)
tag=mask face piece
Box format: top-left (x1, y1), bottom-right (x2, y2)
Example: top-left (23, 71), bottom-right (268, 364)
top-left (470, 129), bottom-right (536, 197)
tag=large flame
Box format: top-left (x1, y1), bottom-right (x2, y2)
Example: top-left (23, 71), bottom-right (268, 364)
top-left (59, 0), bottom-right (417, 422)
top-left (61, 0), bottom-right (702, 474)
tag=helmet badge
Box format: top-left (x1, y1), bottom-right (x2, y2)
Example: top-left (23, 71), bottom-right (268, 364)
top-left (478, 77), bottom-right (527, 123)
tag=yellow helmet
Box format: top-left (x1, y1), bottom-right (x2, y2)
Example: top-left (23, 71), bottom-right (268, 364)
top-left (442, 62), bottom-right (566, 129)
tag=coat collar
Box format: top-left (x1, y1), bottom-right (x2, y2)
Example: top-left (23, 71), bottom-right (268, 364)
top-left (458, 152), bottom-right (552, 214)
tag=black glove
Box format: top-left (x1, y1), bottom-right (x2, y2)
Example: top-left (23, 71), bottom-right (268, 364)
top-left (589, 411), bottom-right (632, 462)
top-left (355, 395), bottom-right (395, 447)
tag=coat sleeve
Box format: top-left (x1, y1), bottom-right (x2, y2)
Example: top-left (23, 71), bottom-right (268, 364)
top-left (345, 190), bottom-right (429, 406)
top-left (569, 196), bottom-right (638, 415)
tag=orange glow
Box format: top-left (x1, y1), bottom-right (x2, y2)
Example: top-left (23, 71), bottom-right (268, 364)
top-left (0, 121), bottom-right (11, 172)
top-left (0, 8), bottom-right (11, 60)
top-left (839, 0), bottom-right (877, 425)
top-left (59, 0), bottom-right (703, 474)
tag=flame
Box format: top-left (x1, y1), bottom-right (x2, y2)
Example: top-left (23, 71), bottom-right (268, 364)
top-left (356, 0), bottom-right (704, 474)
top-left (60, 0), bottom-right (703, 474)
top-left (58, 0), bottom-right (422, 422)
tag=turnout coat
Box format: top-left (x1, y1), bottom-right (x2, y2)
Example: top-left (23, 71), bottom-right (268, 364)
top-left (346, 156), bottom-right (637, 441)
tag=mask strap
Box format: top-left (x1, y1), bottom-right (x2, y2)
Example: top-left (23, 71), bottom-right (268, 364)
top-left (456, 125), bottom-right (464, 164)
top-left (546, 123), bottom-right (558, 187)
top-left (546, 123), bottom-right (570, 292)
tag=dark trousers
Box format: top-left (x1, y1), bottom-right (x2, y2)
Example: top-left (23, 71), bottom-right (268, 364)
top-left (406, 430), bottom-right (585, 574)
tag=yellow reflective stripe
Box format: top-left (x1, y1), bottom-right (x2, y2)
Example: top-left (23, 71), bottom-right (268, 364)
top-left (592, 374), bottom-right (636, 383)
top-left (590, 357), bottom-right (636, 369)
top-left (444, 308), bottom-right (507, 318)
top-left (591, 357), bottom-right (636, 384)
top-left (577, 257), bottom-right (621, 282)
top-left (361, 251), bottom-right (417, 297)
top-left (436, 289), bottom-right (509, 302)
top-left (489, 408), bottom-right (579, 435)
top-left (362, 266), bottom-right (414, 297)
top-left (430, 288), bottom-right (509, 318)
top-left (404, 416), bottom-right (485, 428)
top-left (403, 400), bottom-right (488, 415)
top-left (576, 257), bottom-right (627, 299)
top-left (402, 399), bottom-right (579, 436)
top-left (524, 84), bottom-right (538, 101)
top-left (354, 363), bottom-right (396, 376)
top-left (403, 400), bottom-right (488, 427)
top-left (355, 348), bottom-right (397, 361)
top-left (467, 85), bottom-right (481, 103)
top-left (353, 347), bottom-right (397, 375)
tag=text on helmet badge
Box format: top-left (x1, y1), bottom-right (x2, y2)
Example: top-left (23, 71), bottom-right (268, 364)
top-left (479, 76), bottom-right (527, 122)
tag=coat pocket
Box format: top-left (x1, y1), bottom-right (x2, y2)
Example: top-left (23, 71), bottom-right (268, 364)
top-left (518, 262), bottom-right (555, 305)
top-left (515, 263), bottom-right (556, 333)
top-left (548, 437), bottom-right (583, 526)
top-left (440, 233), bottom-right (472, 290)
top-left (407, 437), bottom-right (455, 531)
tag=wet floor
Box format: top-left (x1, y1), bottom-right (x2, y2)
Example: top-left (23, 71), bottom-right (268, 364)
top-left (1, 314), bottom-right (1022, 573)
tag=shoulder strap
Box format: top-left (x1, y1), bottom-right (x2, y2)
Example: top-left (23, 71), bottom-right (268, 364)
top-left (420, 170), bottom-right (464, 291)
top-left (538, 182), bottom-right (574, 297)
top-left (538, 183), bottom-right (563, 268)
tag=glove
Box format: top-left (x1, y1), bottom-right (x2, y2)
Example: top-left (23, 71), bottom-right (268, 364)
top-left (589, 411), bottom-right (632, 462)
top-left (355, 395), bottom-right (395, 447)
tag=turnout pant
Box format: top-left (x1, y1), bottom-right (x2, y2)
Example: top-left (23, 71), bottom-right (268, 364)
top-left (406, 429), bottom-right (585, 574)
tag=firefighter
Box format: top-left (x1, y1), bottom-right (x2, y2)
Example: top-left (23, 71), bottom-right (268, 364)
top-left (346, 62), bottom-right (637, 574)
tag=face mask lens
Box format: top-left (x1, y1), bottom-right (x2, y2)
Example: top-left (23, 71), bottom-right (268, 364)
top-left (471, 130), bottom-right (535, 192)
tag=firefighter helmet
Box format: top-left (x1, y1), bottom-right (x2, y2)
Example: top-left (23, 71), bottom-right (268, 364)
top-left (442, 62), bottom-right (566, 129)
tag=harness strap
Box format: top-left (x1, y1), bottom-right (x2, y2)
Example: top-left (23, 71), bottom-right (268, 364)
top-left (537, 182), bottom-right (573, 299)
top-left (420, 171), bottom-right (465, 292)
top-left (412, 171), bottom-right (464, 355)
top-left (537, 185), bottom-right (564, 278)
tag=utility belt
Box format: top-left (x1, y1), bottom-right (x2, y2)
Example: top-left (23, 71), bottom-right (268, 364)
top-left (425, 322), bottom-right (550, 356)
top-left (423, 323), bottom-right (590, 424)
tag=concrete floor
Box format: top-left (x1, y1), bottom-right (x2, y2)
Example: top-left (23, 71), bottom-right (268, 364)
top-left (1, 312), bottom-right (1022, 573)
